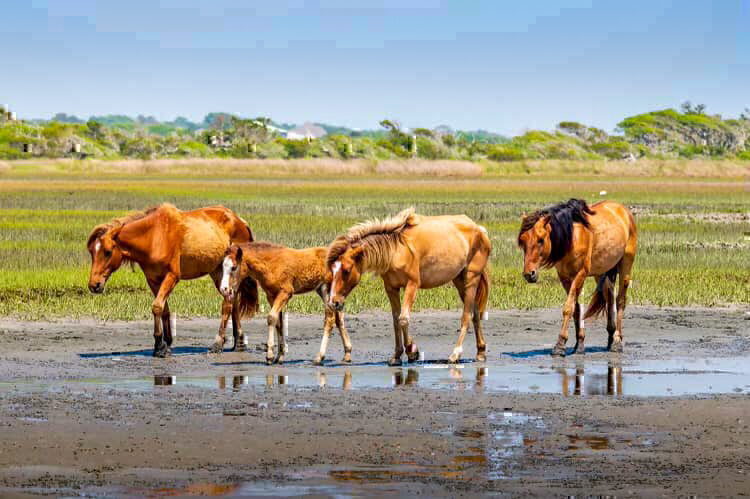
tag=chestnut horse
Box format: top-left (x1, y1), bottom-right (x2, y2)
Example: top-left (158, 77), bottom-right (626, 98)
top-left (327, 208), bottom-right (491, 365)
top-left (518, 199), bottom-right (637, 356)
top-left (219, 242), bottom-right (351, 365)
top-left (87, 203), bottom-right (258, 357)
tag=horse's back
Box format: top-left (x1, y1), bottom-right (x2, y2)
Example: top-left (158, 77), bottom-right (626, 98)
top-left (403, 215), bottom-right (487, 288)
top-left (179, 209), bottom-right (235, 279)
top-left (587, 201), bottom-right (636, 274)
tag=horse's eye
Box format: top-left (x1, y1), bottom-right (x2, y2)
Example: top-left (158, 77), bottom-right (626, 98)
top-left (538, 238), bottom-right (544, 245)
top-left (232, 266), bottom-right (237, 272)
top-left (103, 249), bottom-right (112, 258)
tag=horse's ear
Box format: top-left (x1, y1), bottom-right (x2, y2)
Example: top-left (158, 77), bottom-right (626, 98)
top-left (87, 225), bottom-right (108, 249)
top-left (109, 224), bottom-right (123, 242)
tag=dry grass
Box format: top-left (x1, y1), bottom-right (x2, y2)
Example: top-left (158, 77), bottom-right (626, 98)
top-left (486, 159), bottom-right (750, 178)
top-left (3, 158), bottom-right (482, 177)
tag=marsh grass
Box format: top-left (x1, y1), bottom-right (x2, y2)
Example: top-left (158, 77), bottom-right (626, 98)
top-left (0, 166), bottom-right (746, 320)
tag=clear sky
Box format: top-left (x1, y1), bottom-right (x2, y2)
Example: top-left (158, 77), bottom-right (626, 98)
top-left (2, 0), bottom-right (748, 135)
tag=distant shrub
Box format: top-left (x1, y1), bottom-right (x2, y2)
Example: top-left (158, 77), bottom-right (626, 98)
top-left (177, 141), bottom-right (211, 157)
top-left (736, 151), bottom-right (750, 160)
top-left (486, 145), bottom-right (526, 161)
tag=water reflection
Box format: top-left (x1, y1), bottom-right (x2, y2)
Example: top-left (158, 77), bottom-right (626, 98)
top-left (143, 360), bottom-right (745, 397)
top-left (317, 371), bottom-right (353, 390)
top-left (393, 369), bottom-right (419, 386)
top-left (559, 364), bottom-right (622, 396)
top-left (153, 375), bottom-right (176, 386)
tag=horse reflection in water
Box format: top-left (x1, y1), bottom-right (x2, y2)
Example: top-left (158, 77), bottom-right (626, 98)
top-left (445, 366), bottom-right (489, 389)
top-left (316, 371), bottom-right (353, 390)
top-left (558, 364), bottom-right (622, 396)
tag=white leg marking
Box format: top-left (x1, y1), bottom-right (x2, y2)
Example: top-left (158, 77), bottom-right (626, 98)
top-left (170, 313), bottom-right (177, 338)
top-left (452, 346), bottom-right (463, 357)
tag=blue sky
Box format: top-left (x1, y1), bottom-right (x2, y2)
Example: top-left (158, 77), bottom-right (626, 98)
top-left (2, 0), bottom-right (748, 134)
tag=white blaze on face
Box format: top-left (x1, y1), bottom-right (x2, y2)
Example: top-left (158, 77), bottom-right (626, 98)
top-left (329, 262), bottom-right (342, 305)
top-left (220, 256), bottom-right (234, 295)
top-left (94, 241), bottom-right (101, 253)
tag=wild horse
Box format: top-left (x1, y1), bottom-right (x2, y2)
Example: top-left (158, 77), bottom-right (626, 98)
top-left (87, 203), bottom-right (258, 357)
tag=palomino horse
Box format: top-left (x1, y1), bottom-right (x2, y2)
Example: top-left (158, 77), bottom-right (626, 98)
top-left (518, 199), bottom-right (637, 356)
top-left (87, 203), bottom-right (258, 357)
top-left (327, 208), bottom-right (491, 365)
top-left (219, 242), bottom-right (352, 365)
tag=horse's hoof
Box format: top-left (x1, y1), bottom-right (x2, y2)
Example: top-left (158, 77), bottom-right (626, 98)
top-left (233, 343), bottom-right (247, 353)
top-left (209, 343), bottom-right (224, 354)
top-left (476, 352), bottom-right (487, 363)
top-left (609, 341), bottom-right (623, 353)
top-left (573, 344), bottom-right (585, 355)
top-left (448, 354), bottom-right (460, 364)
top-left (388, 357), bottom-right (403, 367)
top-left (551, 346), bottom-right (566, 357)
top-left (153, 346), bottom-right (169, 358)
top-left (406, 351), bottom-right (420, 363)
top-left (313, 355), bottom-right (325, 366)
top-left (342, 355), bottom-right (352, 364)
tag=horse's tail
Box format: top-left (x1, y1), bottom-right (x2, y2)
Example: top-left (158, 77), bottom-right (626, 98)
top-left (476, 268), bottom-right (490, 319)
top-left (584, 266), bottom-right (618, 320)
top-left (237, 276), bottom-right (260, 318)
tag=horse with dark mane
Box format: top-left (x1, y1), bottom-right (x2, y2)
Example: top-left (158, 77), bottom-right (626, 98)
top-left (327, 208), bottom-right (491, 365)
top-left (87, 203), bottom-right (258, 357)
top-left (518, 199), bottom-right (637, 356)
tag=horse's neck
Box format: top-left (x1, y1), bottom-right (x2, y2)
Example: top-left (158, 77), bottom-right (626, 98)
top-left (116, 216), bottom-right (160, 262)
top-left (241, 250), bottom-right (269, 280)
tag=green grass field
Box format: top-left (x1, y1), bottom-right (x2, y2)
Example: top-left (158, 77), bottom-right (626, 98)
top-left (0, 161), bottom-right (747, 320)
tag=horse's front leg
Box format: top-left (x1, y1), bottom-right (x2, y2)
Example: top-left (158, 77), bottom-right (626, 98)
top-left (399, 280), bottom-right (420, 363)
top-left (266, 291), bottom-right (291, 365)
top-left (314, 305), bottom-right (336, 365)
top-left (553, 271), bottom-right (586, 357)
top-left (231, 292), bottom-right (247, 352)
top-left (151, 273), bottom-right (178, 358)
top-left (334, 310), bottom-right (353, 363)
top-left (161, 301), bottom-right (174, 347)
top-left (210, 296), bottom-right (233, 353)
top-left (384, 285), bottom-right (404, 366)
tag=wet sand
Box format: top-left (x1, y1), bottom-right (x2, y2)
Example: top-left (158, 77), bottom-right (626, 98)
top-left (0, 306), bottom-right (748, 497)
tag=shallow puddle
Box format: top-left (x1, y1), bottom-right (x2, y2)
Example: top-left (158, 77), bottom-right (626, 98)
top-left (2, 357), bottom-right (749, 397)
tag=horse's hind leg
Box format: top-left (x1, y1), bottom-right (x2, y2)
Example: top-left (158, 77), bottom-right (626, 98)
top-left (472, 303), bottom-right (487, 362)
top-left (605, 276), bottom-right (617, 350)
top-left (449, 271), bottom-right (479, 364)
top-left (612, 253), bottom-right (635, 353)
top-left (266, 291), bottom-right (291, 365)
top-left (275, 310), bottom-right (288, 364)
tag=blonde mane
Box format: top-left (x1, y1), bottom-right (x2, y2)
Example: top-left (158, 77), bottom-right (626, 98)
top-left (327, 207), bottom-right (418, 273)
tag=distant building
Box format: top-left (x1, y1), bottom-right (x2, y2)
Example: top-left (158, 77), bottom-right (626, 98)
top-left (286, 122), bottom-right (327, 140)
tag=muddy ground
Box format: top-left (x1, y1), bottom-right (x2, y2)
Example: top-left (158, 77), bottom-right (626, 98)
top-left (0, 306), bottom-right (748, 497)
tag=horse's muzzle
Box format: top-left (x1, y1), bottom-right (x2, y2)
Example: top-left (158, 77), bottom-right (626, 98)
top-left (523, 270), bottom-right (538, 283)
top-left (89, 282), bottom-right (105, 294)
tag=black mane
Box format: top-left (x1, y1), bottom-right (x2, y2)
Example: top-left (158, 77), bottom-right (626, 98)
top-left (518, 199), bottom-right (594, 266)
